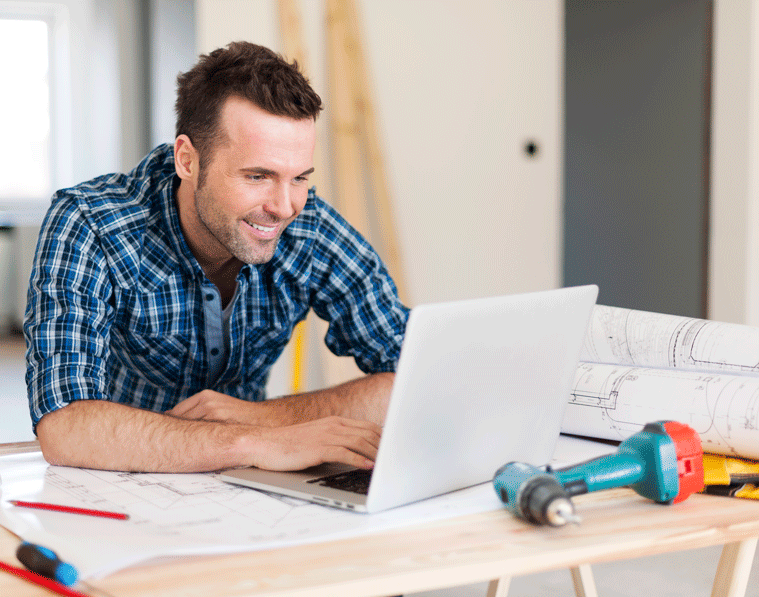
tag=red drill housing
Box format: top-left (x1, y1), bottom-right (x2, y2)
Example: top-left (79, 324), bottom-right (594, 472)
top-left (663, 420), bottom-right (704, 503)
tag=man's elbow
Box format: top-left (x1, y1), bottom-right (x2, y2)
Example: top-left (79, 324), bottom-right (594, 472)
top-left (36, 408), bottom-right (74, 466)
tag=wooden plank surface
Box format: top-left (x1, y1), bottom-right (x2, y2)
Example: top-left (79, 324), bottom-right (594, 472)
top-left (0, 441), bottom-right (39, 455)
top-left (2, 488), bottom-right (759, 596)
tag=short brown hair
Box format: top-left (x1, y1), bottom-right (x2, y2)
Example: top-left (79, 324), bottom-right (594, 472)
top-left (175, 41), bottom-right (323, 169)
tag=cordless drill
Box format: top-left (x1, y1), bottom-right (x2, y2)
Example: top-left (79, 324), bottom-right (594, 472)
top-left (492, 421), bottom-right (704, 526)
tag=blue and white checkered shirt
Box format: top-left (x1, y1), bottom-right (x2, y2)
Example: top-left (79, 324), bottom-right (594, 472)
top-left (24, 144), bottom-right (409, 429)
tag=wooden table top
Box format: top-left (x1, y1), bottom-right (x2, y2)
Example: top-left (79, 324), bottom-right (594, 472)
top-left (2, 482), bottom-right (759, 597)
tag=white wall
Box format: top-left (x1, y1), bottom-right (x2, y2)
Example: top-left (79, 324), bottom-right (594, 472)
top-left (149, 0), bottom-right (198, 147)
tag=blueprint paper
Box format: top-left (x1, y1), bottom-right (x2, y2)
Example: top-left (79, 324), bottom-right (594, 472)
top-left (0, 451), bottom-right (501, 578)
top-left (581, 304), bottom-right (759, 373)
top-left (563, 305), bottom-right (759, 459)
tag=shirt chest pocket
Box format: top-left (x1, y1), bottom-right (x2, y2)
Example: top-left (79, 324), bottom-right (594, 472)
top-left (110, 328), bottom-right (194, 390)
top-left (240, 325), bottom-right (293, 382)
top-left (110, 286), bottom-right (197, 389)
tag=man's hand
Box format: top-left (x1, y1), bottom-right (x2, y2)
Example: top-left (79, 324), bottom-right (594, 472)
top-left (168, 372), bottom-right (395, 428)
top-left (167, 390), bottom-right (271, 425)
top-left (167, 392), bottom-right (382, 470)
top-left (247, 416), bottom-right (381, 471)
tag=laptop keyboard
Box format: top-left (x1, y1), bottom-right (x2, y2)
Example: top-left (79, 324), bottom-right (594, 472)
top-left (307, 468), bottom-right (373, 495)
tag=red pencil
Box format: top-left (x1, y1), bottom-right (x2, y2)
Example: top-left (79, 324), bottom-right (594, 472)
top-left (0, 561), bottom-right (89, 597)
top-left (9, 500), bottom-right (130, 521)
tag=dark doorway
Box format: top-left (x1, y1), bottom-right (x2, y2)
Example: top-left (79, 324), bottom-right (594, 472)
top-left (563, 0), bottom-right (712, 318)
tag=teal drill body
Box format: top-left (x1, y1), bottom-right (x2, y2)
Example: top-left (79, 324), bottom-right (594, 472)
top-left (493, 421), bottom-right (704, 526)
top-left (554, 425), bottom-right (679, 502)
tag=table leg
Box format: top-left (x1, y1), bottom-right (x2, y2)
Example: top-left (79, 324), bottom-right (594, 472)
top-left (570, 564), bottom-right (598, 597)
top-left (486, 576), bottom-right (511, 597)
top-left (711, 538), bottom-right (758, 597)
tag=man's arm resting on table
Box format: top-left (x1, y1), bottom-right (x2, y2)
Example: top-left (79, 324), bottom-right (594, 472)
top-left (36, 400), bottom-right (380, 473)
top-left (168, 372), bottom-right (395, 428)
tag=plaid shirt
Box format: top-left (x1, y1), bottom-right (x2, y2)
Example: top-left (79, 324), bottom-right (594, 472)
top-left (24, 144), bottom-right (409, 429)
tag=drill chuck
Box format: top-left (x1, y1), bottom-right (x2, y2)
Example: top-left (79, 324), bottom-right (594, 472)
top-left (520, 475), bottom-right (579, 526)
top-left (493, 462), bottom-right (579, 526)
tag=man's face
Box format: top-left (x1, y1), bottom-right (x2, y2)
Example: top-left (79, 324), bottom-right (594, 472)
top-left (185, 96), bottom-right (316, 266)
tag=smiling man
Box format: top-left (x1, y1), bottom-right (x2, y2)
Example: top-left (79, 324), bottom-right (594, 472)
top-left (24, 42), bottom-right (409, 473)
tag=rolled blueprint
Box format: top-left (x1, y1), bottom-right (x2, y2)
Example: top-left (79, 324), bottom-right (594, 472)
top-left (563, 305), bottom-right (759, 459)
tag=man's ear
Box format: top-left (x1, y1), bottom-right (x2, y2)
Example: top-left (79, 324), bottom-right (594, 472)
top-left (174, 135), bottom-right (198, 182)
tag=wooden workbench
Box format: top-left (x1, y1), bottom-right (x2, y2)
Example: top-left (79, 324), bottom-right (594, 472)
top-left (1, 448), bottom-right (758, 597)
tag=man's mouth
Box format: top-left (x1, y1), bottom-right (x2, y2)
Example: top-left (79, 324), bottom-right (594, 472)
top-left (244, 219), bottom-right (279, 239)
top-left (250, 223), bottom-right (276, 233)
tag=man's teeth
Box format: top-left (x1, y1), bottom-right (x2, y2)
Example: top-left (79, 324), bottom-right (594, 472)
top-left (251, 223), bottom-right (276, 232)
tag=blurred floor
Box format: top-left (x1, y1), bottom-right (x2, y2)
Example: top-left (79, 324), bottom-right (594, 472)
top-left (413, 543), bottom-right (759, 595)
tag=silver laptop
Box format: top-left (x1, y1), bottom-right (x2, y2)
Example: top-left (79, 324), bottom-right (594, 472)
top-left (221, 285), bottom-right (598, 513)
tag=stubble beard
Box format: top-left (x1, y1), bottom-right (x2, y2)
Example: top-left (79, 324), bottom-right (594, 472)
top-left (193, 184), bottom-right (282, 265)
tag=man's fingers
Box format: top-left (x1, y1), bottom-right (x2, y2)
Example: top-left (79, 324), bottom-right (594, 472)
top-left (250, 416), bottom-right (384, 471)
top-left (319, 416), bottom-right (382, 449)
top-left (329, 432), bottom-right (379, 461)
top-left (319, 417), bottom-right (382, 456)
top-left (320, 446), bottom-right (375, 470)
top-left (167, 392), bottom-right (238, 422)
top-left (166, 396), bottom-right (200, 417)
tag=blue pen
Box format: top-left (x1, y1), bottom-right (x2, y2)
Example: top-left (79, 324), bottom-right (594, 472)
top-left (16, 542), bottom-right (79, 587)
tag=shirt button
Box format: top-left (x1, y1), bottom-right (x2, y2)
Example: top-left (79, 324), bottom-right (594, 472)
top-left (205, 293), bottom-right (215, 301)
top-left (210, 348), bottom-right (220, 356)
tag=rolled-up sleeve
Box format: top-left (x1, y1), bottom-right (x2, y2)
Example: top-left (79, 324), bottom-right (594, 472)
top-left (24, 192), bottom-right (114, 430)
top-left (307, 198), bottom-right (409, 373)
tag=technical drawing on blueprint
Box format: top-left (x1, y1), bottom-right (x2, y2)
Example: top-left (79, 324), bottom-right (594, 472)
top-left (0, 451), bottom-right (497, 578)
top-left (43, 466), bottom-right (361, 541)
top-left (580, 304), bottom-right (759, 373)
top-left (563, 306), bottom-right (759, 459)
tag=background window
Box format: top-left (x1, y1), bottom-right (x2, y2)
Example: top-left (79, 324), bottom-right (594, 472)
top-left (0, 18), bottom-right (51, 201)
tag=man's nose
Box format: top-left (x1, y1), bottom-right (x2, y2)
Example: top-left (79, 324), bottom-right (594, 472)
top-left (264, 184), bottom-right (296, 220)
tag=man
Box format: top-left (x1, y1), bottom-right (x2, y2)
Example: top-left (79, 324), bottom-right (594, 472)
top-left (24, 42), bottom-right (409, 473)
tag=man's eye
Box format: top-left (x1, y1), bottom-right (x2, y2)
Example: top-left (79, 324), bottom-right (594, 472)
top-left (246, 174), bottom-right (265, 181)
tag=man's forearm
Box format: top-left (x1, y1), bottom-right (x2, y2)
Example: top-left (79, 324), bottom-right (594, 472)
top-left (37, 400), bottom-right (256, 472)
top-left (36, 399), bottom-right (381, 473)
top-left (262, 372), bottom-right (395, 426)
